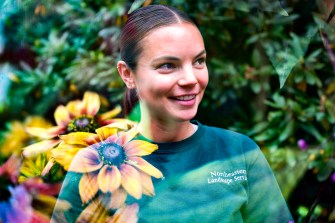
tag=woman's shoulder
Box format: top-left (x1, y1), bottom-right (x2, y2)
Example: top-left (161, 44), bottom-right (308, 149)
top-left (200, 122), bottom-right (253, 142)
top-left (198, 122), bottom-right (260, 155)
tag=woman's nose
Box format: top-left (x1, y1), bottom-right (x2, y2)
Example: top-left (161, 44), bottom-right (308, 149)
top-left (178, 66), bottom-right (198, 86)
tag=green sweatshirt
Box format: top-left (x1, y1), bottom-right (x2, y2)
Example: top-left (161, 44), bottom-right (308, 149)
top-left (52, 121), bottom-right (294, 223)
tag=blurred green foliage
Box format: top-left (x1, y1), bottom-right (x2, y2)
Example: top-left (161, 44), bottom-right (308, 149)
top-left (0, 0), bottom-right (335, 222)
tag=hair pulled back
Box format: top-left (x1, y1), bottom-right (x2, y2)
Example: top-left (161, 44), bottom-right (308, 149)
top-left (119, 4), bottom-right (196, 115)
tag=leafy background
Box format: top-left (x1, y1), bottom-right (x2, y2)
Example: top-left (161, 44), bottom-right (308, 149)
top-left (0, 0), bottom-right (334, 222)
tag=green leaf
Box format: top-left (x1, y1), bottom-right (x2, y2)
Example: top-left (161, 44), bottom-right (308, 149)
top-left (273, 92), bottom-right (286, 107)
top-left (257, 0), bottom-right (289, 16)
top-left (235, 1), bottom-right (250, 12)
top-left (246, 33), bottom-right (267, 46)
top-left (251, 48), bottom-right (262, 67)
top-left (254, 128), bottom-right (277, 142)
top-left (128, 0), bottom-right (146, 14)
top-left (264, 26), bottom-right (318, 88)
top-left (279, 120), bottom-right (295, 142)
top-left (297, 206), bottom-right (309, 217)
top-left (264, 42), bottom-right (298, 88)
top-left (300, 124), bottom-right (324, 141)
top-left (305, 49), bottom-right (322, 63)
top-left (248, 121), bottom-right (269, 135)
top-left (251, 82), bottom-right (261, 93)
top-left (285, 149), bottom-right (296, 167)
top-left (317, 162), bottom-right (333, 181)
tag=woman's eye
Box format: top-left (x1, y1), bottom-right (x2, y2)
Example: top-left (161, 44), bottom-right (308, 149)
top-left (158, 63), bottom-right (176, 70)
top-left (195, 58), bottom-right (206, 66)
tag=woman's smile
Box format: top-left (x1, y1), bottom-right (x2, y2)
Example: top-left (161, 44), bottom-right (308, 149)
top-left (169, 94), bottom-right (197, 106)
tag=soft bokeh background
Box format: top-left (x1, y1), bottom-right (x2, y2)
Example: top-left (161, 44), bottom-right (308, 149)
top-left (0, 0), bottom-right (334, 222)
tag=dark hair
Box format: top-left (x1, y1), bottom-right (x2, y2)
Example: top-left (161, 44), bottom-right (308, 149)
top-left (120, 4), bottom-right (196, 115)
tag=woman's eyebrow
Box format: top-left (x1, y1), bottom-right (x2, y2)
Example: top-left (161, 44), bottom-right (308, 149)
top-left (152, 49), bottom-right (207, 63)
top-left (195, 49), bottom-right (206, 58)
top-left (152, 56), bottom-right (180, 63)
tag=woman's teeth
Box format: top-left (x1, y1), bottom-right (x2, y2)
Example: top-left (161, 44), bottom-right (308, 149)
top-left (174, 95), bottom-right (196, 101)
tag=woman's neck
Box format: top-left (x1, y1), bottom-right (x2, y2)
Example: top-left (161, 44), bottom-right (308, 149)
top-left (137, 118), bottom-right (195, 142)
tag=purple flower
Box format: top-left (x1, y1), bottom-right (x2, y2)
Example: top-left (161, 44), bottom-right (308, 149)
top-left (297, 139), bottom-right (308, 150)
top-left (331, 172), bottom-right (335, 184)
top-left (0, 185), bottom-right (33, 223)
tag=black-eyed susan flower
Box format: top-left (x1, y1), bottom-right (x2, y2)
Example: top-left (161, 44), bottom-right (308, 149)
top-left (41, 120), bottom-right (135, 175)
top-left (64, 126), bottom-right (163, 207)
top-left (22, 91), bottom-right (122, 157)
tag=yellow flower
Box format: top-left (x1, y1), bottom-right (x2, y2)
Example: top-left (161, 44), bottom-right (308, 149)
top-left (65, 126), bottom-right (163, 208)
top-left (22, 91), bottom-right (122, 157)
top-left (0, 117), bottom-right (52, 157)
top-left (19, 154), bottom-right (50, 182)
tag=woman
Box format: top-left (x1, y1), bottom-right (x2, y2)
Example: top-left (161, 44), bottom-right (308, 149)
top-left (52, 4), bottom-right (293, 223)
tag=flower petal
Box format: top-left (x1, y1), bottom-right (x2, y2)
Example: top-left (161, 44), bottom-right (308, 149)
top-left (69, 148), bottom-right (102, 173)
top-left (119, 164), bottom-right (142, 199)
top-left (41, 159), bottom-right (55, 176)
top-left (54, 105), bottom-right (71, 126)
top-left (76, 197), bottom-right (109, 222)
top-left (79, 172), bottom-right (99, 204)
top-left (116, 130), bottom-right (138, 146)
top-left (104, 119), bottom-right (136, 130)
top-left (23, 177), bottom-right (62, 196)
top-left (98, 165), bottom-right (121, 193)
top-left (98, 105), bottom-right (122, 121)
top-left (82, 91), bottom-right (100, 116)
top-left (52, 144), bottom-right (83, 171)
top-left (96, 127), bottom-right (119, 141)
top-left (108, 203), bottom-right (139, 223)
top-left (124, 140), bottom-right (158, 157)
top-left (128, 157), bottom-right (163, 179)
top-left (104, 135), bottom-right (119, 144)
top-left (109, 188), bottom-right (127, 210)
top-left (65, 100), bottom-right (82, 117)
top-left (59, 132), bottom-right (100, 146)
top-left (22, 139), bottom-right (60, 157)
top-left (139, 171), bottom-right (155, 197)
top-left (30, 210), bottom-right (51, 223)
top-left (26, 126), bottom-right (66, 139)
top-left (0, 155), bottom-right (21, 183)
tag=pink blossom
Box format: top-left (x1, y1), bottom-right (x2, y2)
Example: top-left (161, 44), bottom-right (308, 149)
top-left (297, 139), bottom-right (308, 150)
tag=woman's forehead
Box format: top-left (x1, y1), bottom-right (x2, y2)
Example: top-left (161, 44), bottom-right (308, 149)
top-left (139, 23), bottom-right (205, 58)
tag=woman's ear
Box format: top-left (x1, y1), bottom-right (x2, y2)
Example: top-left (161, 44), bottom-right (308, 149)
top-left (117, 61), bottom-right (136, 89)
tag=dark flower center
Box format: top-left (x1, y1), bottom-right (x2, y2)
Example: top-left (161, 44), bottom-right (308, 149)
top-left (98, 143), bottom-right (126, 167)
top-left (67, 116), bottom-right (98, 133)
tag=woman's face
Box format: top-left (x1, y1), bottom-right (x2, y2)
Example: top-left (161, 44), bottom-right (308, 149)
top-left (132, 23), bottom-right (208, 123)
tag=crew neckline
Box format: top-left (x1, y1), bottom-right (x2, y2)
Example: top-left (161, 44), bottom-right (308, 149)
top-left (136, 120), bottom-right (206, 154)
